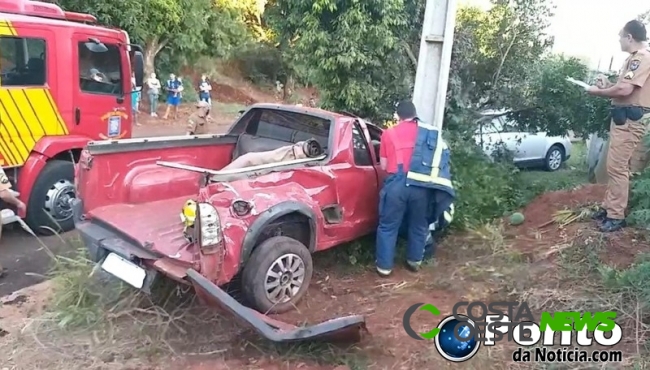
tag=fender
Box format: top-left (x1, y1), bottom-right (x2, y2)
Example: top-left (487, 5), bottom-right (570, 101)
top-left (31, 134), bottom-right (91, 159)
top-left (15, 152), bottom-right (48, 217)
top-left (239, 201), bottom-right (318, 266)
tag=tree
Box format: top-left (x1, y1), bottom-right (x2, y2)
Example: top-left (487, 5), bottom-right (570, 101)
top-left (57, 0), bottom-right (251, 76)
top-left (509, 56), bottom-right (610, 137)
top-left (266, 0), bottom-right (413, 120)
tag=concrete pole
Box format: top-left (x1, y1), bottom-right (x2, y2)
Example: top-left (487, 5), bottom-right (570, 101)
top-left (412, 0), bottom-right (458, 129)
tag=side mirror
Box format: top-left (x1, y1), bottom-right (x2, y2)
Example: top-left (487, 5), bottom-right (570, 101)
top-left (132, 50), bottom-right (144, 88)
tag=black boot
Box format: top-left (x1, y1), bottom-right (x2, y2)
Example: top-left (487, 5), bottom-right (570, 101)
top-left (599, 218), bottom-right (626, 233)
top-left (592, 207), bottom-right (607, 221)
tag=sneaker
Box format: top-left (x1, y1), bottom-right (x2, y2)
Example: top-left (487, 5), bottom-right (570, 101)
top-left (599, 218), bottom-right (626, 233)
top-left (376, 266), bottom-right (392, 277)
top-left (405, 260), bottom-right (422, 273)
top-left (591, 207), bottom-right (607, 221)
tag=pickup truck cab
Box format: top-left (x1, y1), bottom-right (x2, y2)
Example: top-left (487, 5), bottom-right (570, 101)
top-left (73, 104), bottom-right (385, 313)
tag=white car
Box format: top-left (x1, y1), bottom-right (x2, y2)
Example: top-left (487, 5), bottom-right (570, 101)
top-left (475, 112), bottom-right (573, 171)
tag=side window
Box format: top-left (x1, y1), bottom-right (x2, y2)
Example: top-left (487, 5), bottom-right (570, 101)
top-left (0, 36), bottom-right (46, 86)
top-left (78, 42), bottom-right (122, 95)
top-left (352, 124), bottom-right (373, 166)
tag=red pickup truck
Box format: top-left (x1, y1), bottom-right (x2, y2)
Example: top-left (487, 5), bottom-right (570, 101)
top-left (73, 104), bottom-right (386, 315)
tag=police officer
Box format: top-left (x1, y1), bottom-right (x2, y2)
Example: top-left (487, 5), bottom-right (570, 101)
top-left (587, 20), bottom-right (650, 232)
top-left (186, 101), bottom-right (213, 135)
top-left (0, 168), bottom-right (26, 277)
top-left (375, 101), bottom-right (454, 276)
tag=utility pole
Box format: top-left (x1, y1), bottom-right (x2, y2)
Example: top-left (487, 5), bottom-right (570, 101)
top-left (412, 0), bottom-right (458, 129)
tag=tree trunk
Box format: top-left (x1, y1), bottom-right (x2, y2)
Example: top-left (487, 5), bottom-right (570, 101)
top-left (143, 37), bottom-right (169, 80)
top-left (283, 73), bottom-right (294, 100)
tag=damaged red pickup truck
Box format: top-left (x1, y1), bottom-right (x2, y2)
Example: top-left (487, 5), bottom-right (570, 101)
top-left (72, 104), bottom-right (386, 341)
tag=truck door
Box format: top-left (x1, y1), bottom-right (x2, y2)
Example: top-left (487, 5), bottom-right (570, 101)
top-left (72, 34), bottom-right (131, 140)
top-left (339, 121), bottom-right (381, 235)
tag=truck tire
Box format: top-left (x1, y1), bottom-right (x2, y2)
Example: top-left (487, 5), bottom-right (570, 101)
top-left (25, 160), bottom-right (76, 234)
top-left (241, 236), bottom-right (313, 314)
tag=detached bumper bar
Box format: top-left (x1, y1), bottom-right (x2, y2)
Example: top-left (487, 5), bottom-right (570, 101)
top-left (186, 269), bottom-right (368, 343)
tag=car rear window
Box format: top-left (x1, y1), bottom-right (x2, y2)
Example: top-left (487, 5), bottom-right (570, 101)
top-left (245, 109), bottom-right (330, 145)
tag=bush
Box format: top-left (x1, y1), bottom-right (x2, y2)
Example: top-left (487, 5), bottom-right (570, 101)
top-left (449, 142), bottom-right (524, 228)
top-left (229, 43), bottom-right (285, 85)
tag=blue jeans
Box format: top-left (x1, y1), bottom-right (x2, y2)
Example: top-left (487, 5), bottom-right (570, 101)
top-left (376, 167), bottom-right (430, 270)
top-left (199, 92), bottom-right (210, 104)
top-left (149, 93), bottom-right (158, 114)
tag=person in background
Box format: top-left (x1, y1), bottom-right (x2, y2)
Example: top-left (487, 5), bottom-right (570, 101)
top-left (131, 73), bottom-right (141, 114)
top-left (177, 77), bottom-right (184, 101)
top-left (199, 74), bottom-right (212, 105)
top-left (186, 101), bottom-right (213, 135)
top-left (587, 20), bottom-right (650, 232)
top-left (0, 168), bottom-right (26, 278)
top-left (147, 72), bottom-right (161, 117)
top-left (163, 73), bottom-right (182, 120)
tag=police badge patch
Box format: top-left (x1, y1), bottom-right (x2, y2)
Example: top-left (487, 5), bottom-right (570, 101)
top-left (630, 60), bottom-right (640, 71)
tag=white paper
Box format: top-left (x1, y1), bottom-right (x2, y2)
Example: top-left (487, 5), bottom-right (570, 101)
top-left (565, 77), bottom-right (590, 89)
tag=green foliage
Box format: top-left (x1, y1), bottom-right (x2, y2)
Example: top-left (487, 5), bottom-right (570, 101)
top-left (58, 0), bottom-right (253, 72)
top-left (266, 0), bottom-right (413, 121)
top-left (627, 168), bottom-right (650, 228)
top-left (230, 43), bottom-right (285, 84)
top-left (449, 142), bottom-right (523, 227)
top-left (509, 56), bottom-right (611, 138)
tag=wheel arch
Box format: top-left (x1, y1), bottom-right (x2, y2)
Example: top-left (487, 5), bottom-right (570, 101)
top-left (239, 201), bottom-right (317, 267)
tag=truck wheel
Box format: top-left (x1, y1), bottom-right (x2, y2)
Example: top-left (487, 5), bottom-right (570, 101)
top-left (242, 236), bottom-right (313, 314)
top-left (26, 160), bottom-right (76, 234)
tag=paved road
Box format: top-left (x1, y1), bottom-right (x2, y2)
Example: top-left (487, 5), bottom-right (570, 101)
top-left (0, 227), bottom-right (77, 296)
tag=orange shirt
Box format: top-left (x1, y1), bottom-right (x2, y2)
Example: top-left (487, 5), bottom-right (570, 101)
top-left (379, 120), bottom-right (418, 173)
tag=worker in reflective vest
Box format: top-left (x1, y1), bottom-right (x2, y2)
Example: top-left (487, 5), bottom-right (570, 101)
top-left (376, 101), bottom-right (455, 277)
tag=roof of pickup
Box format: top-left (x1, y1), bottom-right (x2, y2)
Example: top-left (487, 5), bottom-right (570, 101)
top-left (249, 103), bottom-right (351, 120)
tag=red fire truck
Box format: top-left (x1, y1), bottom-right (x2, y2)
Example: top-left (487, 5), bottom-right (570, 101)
top-left (0, 0), bottom-right (144, 233)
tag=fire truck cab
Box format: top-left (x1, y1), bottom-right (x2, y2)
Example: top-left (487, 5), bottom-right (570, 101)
top-left (0, 0), bottom-right (144, 233)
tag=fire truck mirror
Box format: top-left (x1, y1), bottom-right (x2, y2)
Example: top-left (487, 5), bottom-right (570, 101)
top-left (132, 51), bottom-right (144, 88)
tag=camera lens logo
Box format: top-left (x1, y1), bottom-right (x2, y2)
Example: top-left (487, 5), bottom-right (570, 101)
top-left (434, 315), bottom-right (480, 362)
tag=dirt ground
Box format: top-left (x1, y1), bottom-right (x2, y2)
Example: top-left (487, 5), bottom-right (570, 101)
top-left (2, 183), bottom-right (649, 370)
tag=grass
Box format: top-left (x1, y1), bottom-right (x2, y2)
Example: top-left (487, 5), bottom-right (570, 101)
top-left (518, 140), bottom-right (588, 192)
top-left (211, 101), bottom-right (246, 115)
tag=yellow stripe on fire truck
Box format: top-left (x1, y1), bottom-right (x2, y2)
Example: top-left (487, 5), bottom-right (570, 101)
top-left (0, 20), bottom-right (69, 167)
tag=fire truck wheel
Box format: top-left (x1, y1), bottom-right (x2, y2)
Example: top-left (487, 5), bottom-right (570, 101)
top-left (242, 236), bottom-right (313, 314)
top-left (26, 160), bottom-right (76, 235)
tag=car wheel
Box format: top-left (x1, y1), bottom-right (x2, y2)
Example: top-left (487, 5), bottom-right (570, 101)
top-left (241, 236), bottom-right (313, 314)
top-left (25, 160), bottom-right (76, 234)
top-left (544, 145), bottom-right (564, 172)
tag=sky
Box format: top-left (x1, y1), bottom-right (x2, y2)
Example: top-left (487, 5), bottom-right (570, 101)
top-left (459, 0), bottom-right (647, 70)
